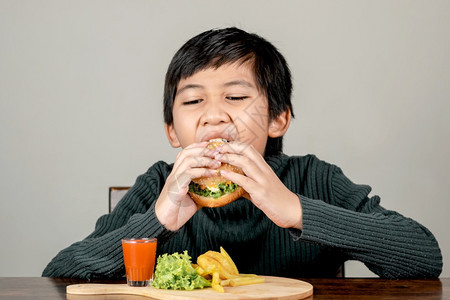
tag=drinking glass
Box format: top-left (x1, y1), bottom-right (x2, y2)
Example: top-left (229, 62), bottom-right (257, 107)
top-left (121, 238), bottom-right (157, 287)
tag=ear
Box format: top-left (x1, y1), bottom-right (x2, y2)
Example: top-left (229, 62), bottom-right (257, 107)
top-left (164, 123), bottom-right (181, 148)
top-left (268, 108), bottom-right (291, 138)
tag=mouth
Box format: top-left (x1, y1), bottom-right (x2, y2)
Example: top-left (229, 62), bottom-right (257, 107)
top-left (209, 138), bottom-right (228, 143)
top-left (200, 132), bottom-right (235, 143)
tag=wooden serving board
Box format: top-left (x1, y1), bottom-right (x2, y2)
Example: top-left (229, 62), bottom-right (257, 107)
top-left (67, 276), bottom-right (313, 300)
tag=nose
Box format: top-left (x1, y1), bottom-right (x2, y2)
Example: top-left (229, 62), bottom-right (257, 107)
top-left (200, 100), bottom-right (231, 126)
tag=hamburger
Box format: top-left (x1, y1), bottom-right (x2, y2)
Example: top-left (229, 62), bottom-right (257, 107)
top-left (188, 138), bottom-right (246, 207)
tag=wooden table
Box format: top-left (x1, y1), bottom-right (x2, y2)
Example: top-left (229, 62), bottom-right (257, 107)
top-left (0, 277), bottom-right (448, 299)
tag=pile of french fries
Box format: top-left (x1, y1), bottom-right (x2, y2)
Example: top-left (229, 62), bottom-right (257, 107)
top-left (191, 246), bottom-right (265, 293)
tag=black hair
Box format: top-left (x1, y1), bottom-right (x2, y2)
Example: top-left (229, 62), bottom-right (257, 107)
top-left (163, 27), bottom-right (293, 157)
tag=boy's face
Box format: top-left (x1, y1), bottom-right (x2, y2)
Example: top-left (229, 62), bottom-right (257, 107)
top-left (165, 62), bottom-right (288, 155)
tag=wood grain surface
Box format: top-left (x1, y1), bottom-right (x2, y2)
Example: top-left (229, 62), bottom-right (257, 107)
top-left (66, 276), bottom-right (313, 300)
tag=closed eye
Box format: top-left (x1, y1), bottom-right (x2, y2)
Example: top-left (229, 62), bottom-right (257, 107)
top-left (226, 96), bottom-right (248, 101)
top-left (183, 99), bottom-right (203, 105)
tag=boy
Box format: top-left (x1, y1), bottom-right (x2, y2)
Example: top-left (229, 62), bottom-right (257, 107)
top-left (43, 27), bottom-right (442, 279)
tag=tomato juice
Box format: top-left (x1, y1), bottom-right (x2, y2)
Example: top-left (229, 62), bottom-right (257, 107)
top-left (122, 238), bottom-right (157, 286)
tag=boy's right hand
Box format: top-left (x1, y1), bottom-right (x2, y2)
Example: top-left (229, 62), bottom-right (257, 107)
top-left (154, 142), bottom-right (220, 231)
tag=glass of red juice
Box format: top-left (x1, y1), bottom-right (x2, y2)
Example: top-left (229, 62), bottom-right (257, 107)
top-left (122, 238), bottom-right (157, 287)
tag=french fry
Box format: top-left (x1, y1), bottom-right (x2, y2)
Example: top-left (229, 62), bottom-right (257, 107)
top-left (212, 272), bottom-right (220, 284)
top-left (212, 283), bottom-right (225, 293)
top-left (211, 272), bottom-right (224, 293)
top-left (195, 247), bottom-right (264, 293)
top-left (219, 279), bottom-right (230, 286)
top-left (196, 255), bottom-right (218, 274)
top-left (204, 250), bottom-right (238, 276)
top-left (239, 273), bottom-right (258, 277)
top-left (197, 255), bottom-right (235, 279)
top-left (220, 246), bottom-right (239, 275)
top-left (194, 265), bottom-right (207, 277)
top-left (229, 276), bottom-right (265, 287)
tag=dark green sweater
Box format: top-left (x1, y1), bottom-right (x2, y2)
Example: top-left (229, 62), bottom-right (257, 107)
top-left (42, 154), bottom-right (442, 279)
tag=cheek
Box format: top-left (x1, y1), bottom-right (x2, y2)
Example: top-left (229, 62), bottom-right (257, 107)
top-left (172, 111), bottom-right (198, 147)
top-left (236, 102), bottom-right (270, 134)
top-left (173, 108), bottom-right (192, 127)
top-left (234, 99), bottom-right (270, 153)
top-left (234, 114), bottom-right (269, 154)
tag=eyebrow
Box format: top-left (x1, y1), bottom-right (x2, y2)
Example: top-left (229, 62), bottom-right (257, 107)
top-left (223, 80), bottom-right (255, 89)
top-left (176, 84), bottom-right (204, 96)
top-left (176, 80), bottom-right (255, 97)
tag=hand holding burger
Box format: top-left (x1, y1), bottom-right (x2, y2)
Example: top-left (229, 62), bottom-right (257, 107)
top-left (188, 139), bottom-right (246, 207)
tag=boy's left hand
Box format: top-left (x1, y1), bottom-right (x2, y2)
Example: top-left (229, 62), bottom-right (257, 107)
top-left (214, 141), bottom-right (303, 230)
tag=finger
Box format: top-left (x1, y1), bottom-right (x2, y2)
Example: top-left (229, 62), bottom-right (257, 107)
top-left (185, 141), bottom-right (222, 158)
top-left (219, 169), bottom-right (257, 194)
top-left (216, 141), bottom-right (256, 155)
top-left (216, 142), bottom-right (266, 166)
top-left (176, 144), bottom-right (216, 161)
top-left (214, 152), bottom-right (265, 182)
top-left (173, 147), bottom-right (220, 170)
top-left (185, 141), bottom-right (209, 149)
top-left (177, 155), bottom-right (221, 170)
top-left (167, 168), bottom-right (218, 194)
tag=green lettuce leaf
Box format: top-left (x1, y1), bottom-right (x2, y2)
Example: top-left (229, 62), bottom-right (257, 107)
top-left (151, 251), bottom-right (211, 290)
top-left (189, 182), bottom-right (239, 199)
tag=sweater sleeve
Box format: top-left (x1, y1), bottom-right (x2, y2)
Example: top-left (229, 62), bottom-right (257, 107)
top-left (292, 165), bottom-right (443, 279)
top-left (42, 162), bottom-right (176, 279)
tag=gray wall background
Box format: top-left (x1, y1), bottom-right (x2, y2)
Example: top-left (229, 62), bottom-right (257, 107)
top-left (1, 0), bottom-right (449, 277)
